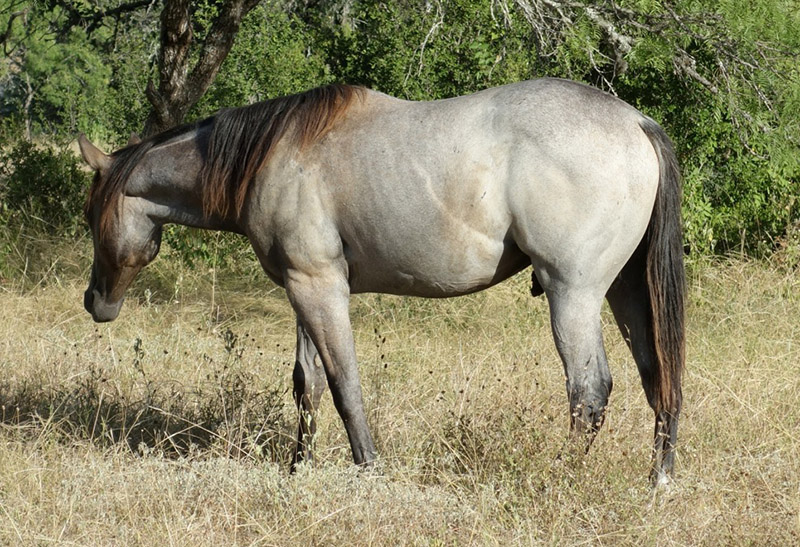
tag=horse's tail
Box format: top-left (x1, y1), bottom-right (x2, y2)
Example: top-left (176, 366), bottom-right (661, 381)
top-left (639, 117), bottom-right (686, 418)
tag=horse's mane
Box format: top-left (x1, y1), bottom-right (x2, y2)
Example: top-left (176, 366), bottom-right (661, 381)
top-left (202, 83), bottom-right (364, 220)
top-left (86, 83), bottom-right (364, 238)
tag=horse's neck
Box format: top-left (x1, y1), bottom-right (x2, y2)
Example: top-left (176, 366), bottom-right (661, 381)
top-left (134, 135), bottom-right (243, 234)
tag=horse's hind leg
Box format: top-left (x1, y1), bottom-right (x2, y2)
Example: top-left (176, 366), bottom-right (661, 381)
top-left (291, 320), bottom-right (328, 470)
top-left (544, 286), bottom-right (613, 448)
top-left (606, 249), bottom-right (680, 485)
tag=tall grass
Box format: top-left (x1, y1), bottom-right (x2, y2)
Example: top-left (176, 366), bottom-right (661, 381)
top-left (0, 234), bottom-right (798, 544)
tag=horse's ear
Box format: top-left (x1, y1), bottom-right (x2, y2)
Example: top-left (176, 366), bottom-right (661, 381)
top-left (127, 133), bottom-right (142, 146)
top-left (78, 133), bottom-right (111, 172)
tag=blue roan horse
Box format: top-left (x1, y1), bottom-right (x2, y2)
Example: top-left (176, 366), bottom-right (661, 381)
top-left (79, 79), bottom-right (685, 485)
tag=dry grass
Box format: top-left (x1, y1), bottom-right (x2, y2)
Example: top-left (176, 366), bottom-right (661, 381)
top-left (0, 238), bottom-right (799, 545)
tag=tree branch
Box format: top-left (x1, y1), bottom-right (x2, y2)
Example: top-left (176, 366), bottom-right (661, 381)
top-left (40, 0), bottom-right (160, 37)
top-left (144, 0), bottom-right (192, 135)
top-left (185, 0), bottom-right (261, 107)
top-left (86, 0), bottom-right (158, 34)
top-left (0, 8), bottom-right (27, 56)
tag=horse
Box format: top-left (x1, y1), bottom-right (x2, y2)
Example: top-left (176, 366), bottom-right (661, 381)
top-left (78, 78), bottom-right (685, 486)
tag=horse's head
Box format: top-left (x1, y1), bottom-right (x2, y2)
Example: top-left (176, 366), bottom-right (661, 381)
top-left (79, 134), bottom-right (162, 322)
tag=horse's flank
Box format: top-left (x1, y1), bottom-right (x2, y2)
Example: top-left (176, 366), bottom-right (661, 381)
top-left (85, 83), bottom-right (365, 240)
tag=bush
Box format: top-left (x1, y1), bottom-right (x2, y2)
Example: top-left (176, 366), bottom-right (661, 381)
top-left (0, 138), bottom-right (90, 233)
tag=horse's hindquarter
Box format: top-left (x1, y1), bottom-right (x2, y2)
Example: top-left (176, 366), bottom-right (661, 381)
top-left (498, 80), bottom-right (660, 290)
top-left (250, 80), bottom-right (660, 297)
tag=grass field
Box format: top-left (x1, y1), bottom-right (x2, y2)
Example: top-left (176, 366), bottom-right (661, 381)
top-left (0, 233), bottom-right (798, 545)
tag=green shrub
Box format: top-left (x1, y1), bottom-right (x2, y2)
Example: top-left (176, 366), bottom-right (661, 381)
top-left (0, 139), bottom-right (90, 233)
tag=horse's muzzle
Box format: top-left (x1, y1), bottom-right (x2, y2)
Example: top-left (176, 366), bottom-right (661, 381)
top-left (84, 287), bottom-right (123, 322)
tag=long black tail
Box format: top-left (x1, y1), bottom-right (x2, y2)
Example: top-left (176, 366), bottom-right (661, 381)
top-left (639, 117), bottom-right (686, 418)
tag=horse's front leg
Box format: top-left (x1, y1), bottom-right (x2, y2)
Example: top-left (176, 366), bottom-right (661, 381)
top-left (291, 319), bottom-right (328, 470)
top-left (285, 268), bottom-right (377, 467)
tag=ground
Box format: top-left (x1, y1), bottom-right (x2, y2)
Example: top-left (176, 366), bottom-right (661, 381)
top-left (0, 248), bottom-right (798, 545)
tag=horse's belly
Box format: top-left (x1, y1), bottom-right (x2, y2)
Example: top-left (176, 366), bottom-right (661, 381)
top-left (345, 239), bottom-right (529, 297)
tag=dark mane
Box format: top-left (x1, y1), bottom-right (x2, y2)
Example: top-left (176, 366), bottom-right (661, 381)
top-left (86, 83), bottom-right (364, 237)
top-left (201, 83), bottom-right (364, 219)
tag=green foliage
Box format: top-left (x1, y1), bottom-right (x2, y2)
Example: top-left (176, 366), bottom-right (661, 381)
top-left (193, 3), bottom-right (332, 115)
top-left (0, 134), bottom-right (90, 232)
top-left (159, 226), bottom-right (255, 275)
top-left (316, 0), bottom-right (539, 99)
top-left (90, 14), bottom-right (159, 146)
top-left (1, 7), bottom-right (113, 137)
top-left (613, 0), bottom-right (800, 254)
top-left (30, 29), bottom-right (111, 135)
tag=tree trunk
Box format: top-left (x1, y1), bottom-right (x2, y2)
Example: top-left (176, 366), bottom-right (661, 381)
top-left (143, 0), bottom-right (262, 137)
